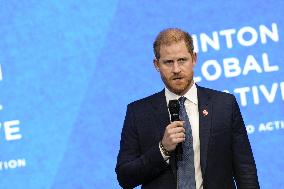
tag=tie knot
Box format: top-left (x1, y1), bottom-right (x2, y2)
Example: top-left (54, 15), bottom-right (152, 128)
top-left (178, 96), bottom-right (186, 105)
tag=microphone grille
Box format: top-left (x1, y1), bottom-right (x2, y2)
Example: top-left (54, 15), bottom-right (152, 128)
top-left (168, 100), bottom-right (180, 114)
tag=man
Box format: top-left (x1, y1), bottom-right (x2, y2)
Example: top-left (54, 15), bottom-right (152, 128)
top-left (115, 28), bottom-right (259, 189)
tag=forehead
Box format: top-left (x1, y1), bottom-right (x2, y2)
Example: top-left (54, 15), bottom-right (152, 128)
top-left (159, 41), bottom-right (191, 59)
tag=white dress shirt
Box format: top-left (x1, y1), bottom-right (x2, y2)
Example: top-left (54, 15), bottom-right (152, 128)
top-left (160, 82), bottom-right (203, 189)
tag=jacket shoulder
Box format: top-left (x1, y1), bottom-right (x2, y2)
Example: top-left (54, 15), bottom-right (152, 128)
top-left (197, 85), bottom-right (236, 102)
top-left (129, 90), bottom-right (163, 105)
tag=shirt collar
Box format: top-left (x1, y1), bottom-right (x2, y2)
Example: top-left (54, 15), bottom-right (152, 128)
top-left (165, 82), bottom-right (198, 105)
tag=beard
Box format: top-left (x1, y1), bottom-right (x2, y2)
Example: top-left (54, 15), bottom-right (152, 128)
top-left (161, 74), bottom-right (193, 96)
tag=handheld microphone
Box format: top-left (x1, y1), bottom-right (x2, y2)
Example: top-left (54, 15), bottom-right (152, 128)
top-left (168, 100), bottom-right (183, 161)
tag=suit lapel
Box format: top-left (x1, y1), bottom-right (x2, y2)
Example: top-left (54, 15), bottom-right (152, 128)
top-left (197, 85), bottom-right (212, 178)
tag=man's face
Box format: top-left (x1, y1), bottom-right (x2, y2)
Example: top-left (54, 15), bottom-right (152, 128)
top-left (154, 41), bottom-right (197, 96)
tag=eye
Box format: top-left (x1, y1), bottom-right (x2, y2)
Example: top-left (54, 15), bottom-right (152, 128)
top-left (163, 60), bottom-right (174, 65)
top-left (177, 58), bottom-right (188, 63)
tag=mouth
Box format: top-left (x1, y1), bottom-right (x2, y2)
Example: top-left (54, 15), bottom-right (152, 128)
top-left (172, 77), bottom-right (183, 81)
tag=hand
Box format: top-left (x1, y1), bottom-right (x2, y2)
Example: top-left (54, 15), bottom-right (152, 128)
top-left (161, 121), bottom-right (185, 152)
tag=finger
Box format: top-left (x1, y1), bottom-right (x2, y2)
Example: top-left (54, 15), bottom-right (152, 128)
top-left (165, 122), bottom-right (179, 132)
top-left (172, 132), bottom-right (186, 139)
top-left (168, 127), bottom-right (185, 134)
top-left (173, 121), bottom-right (185, 127)
top-left (168, 121), bottom-right (185, 129)
top-left (172, 137), bottom-right (185, 144)
top-left (169, 133), bottom-right (185, 144)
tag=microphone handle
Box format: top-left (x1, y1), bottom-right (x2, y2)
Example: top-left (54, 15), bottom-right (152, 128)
top-left (176, 143), bottom-right (183, 161)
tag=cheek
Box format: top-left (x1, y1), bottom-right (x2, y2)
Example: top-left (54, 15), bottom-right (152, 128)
top-left (182, 66), bottom-right (193, 75)
top-left (160, 70), bottom-right (171, 79)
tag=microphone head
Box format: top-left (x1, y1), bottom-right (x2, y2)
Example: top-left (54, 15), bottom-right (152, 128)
top-left (168, 100), bottom-right (180, 114)
top-left (168, 100), bottom-right (180, 122)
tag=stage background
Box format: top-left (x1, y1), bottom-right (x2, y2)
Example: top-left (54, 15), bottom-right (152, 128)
top-left (0, 1), bottom-right (283, 188)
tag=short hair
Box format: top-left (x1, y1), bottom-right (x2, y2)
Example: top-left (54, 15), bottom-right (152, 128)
top-left (153, 28), bottom-right (194, 59)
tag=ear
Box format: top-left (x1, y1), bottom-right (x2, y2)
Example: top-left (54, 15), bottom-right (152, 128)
top-left (153, 58), bottom-right (160, 71)
top-left (192, 52), bottom-right (197, 66)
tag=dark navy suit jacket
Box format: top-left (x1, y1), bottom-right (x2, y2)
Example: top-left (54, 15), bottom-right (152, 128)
top-left (116, 86), bottom-right (259, 189)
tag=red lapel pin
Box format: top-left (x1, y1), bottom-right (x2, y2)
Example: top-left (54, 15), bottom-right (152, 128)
top-left (202, 109), bottom-right (208, 116)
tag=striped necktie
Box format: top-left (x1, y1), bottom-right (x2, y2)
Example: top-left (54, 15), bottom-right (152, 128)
top-left (177, 96), bottom-right (196, 189)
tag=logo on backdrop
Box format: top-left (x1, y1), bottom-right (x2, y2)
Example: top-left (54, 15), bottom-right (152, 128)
top-left (0, 64), bottom-right (26, 171)
top-left (192, 22), bottom-right (284, 135)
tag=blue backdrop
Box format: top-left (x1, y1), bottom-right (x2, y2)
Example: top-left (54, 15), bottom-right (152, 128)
top-left (0, 1), bottom-right (283, 188)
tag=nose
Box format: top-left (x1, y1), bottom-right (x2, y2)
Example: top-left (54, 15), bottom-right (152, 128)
top-left (172, 62), bottom-right (181, 73)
